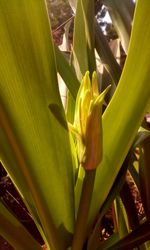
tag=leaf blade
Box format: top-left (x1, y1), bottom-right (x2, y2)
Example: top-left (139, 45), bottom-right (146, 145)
top-left (89, 0), bottom-right (150, 225)
top-left (0, 1), bottom-right (75, 248)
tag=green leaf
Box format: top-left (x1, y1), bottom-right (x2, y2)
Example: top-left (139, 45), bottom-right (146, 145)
top-left (49, 103), bottom-right (68, 130)
top-left (0, 201), bottom-right (42, 250)
top-left (0, 1), bottom-right (74, 249)
top-left (89, 0), bottom-right (150, 226)
top-left (72, 0), bottom-right (96, 78)
top-left (66, 92), bottom-right (76, 124)
top-left (54, 45), bottom-right (80, 100)
top-left (114, 196), bottom-right (129, 238)
top-left (81, 0), bottom-right (96, 73)
top-left (95, 20), bottom-right (122, 85)
top-left (0, 129), bottom-right (45, 242)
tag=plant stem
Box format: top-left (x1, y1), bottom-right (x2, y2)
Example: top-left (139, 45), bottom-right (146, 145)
top-left (71, 169), bottom-right (96, 250)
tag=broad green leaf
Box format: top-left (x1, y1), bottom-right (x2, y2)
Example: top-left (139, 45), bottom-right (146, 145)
top-left (89, 0), bottom-right (150, 226)
top-left (0, 1), bottom-right (74, 249)
top-left (0, 129), bottom-right (46, 243)
top-left (0, 201), bottom-right (42, 250)
top-left (72, 0), bottom-right (96, 78)
top-left (72, 0), bottom-right (88, 78)
top-left (49, 103), bottom-right (68, 130)
top-left (81, 0), bottom-right (96, 73)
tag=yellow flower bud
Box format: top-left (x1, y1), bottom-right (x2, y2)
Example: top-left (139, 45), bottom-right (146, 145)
top-left (69, 71), bottom-right (111, 170)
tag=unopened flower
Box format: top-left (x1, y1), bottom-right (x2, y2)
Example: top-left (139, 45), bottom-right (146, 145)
top-left (69, 71), bottom-right (111, 170)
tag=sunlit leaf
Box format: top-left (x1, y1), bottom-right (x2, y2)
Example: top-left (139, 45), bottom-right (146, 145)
top-left (89, 0), bottom-right (150, 226)
top-left (0, 1), bottom-right (74, 249)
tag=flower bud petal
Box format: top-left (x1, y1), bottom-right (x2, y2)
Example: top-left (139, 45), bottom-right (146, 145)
top-left (82, 104), bottom-right (102, 170)
top-left (92, 71), bottom-right (99, 97)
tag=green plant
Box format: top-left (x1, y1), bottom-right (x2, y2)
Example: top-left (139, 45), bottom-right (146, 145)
top-left (0, 0), bottom-right (150, 250)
